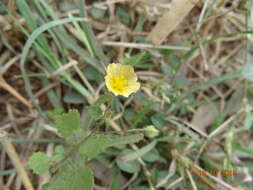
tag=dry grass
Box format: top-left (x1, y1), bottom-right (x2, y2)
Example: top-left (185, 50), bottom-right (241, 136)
top-left (0, 0), bottom-right (252, 189)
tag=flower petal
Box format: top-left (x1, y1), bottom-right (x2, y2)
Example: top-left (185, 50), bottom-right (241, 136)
top-left (105, 75), bottom-right (113, 92)
top-left (121, 82), bottom-right (140, 97)
top-left (105, 63), bottom-right (140, 97)
top-left (120, 65), bottom-right (137, 82)
top-left (106, 63), bottom-right (120, 77)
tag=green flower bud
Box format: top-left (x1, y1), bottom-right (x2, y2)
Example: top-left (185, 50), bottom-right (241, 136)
top-left (144, 125), bottom-right (159, 138)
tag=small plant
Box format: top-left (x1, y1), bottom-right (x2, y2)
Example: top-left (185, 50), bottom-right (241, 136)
top-left (28, 64), bottom-right (144, 190)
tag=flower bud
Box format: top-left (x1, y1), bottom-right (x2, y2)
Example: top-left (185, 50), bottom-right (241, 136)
top-left (144, 125), bottom-right (159, 138)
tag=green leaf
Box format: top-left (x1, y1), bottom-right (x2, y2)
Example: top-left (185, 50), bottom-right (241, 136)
top-left (121, 141), bottom-right (157, 162)
top-left (91, 7), bottom-right (106, 19)
top-left (124, 108), bottom-right (135, 121)
top-left (142, 149), bottom-right (160, 162)
top-left (59, 1), bottom-right (76, 11)
top-left (112, 97), bottom-right (121, 113)
top-left (79, 134), bottom-right (109, 160)
top-left (116, 7), bottom-right (131, 24)
top-left (151, 113), bottom-right (165, 129)
top-left (232, 140), bottom-right (253, 157)
top-left (48, 108), bottom-right (64, 120)
top-left (124, 52), bottom-right (150, 67)
top-left (51, 146), bottom-right (65, 162)
top-left (82, 66), bottom-right (103, 83)
top-left (28, 152), bottom-right (51, 174)
top-left (116, 158), bottom-right (140, 173)
top-left (161, 64), bottom-right (174, 75)
top-left (94, 94), bottom-right (112, 106)
top-left (87, 105), bottom-right (102, 120)
top-left (132, 103), bottom-right (152, 126)
top-left (242, 64), bottom-right (253, 81)
top-left (110, 169), bottom-right (121, 190)
top-left (243, 112), bottom-right (253, 130)
top-left (48, 165), bottom-right (94, 190)
top-left (41, 183), bottom-right (50, 190)
top-left (63, 91), bottom-right (86, 104)
top-left (106, 134), bottom-right (144, 147)
top-left (66, 128), bottom-right (86, 145)
top-left (54, 109), bottom-right (80, 137)
top-left (116, 150), bottom-right (140, 173)
top-left (174, 77), bottom-right (188, 88)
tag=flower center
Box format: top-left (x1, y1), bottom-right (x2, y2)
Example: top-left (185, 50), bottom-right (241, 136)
top-left (111, 75), bottom-right (128, 93)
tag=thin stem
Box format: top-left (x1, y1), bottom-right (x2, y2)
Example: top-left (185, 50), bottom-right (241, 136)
top-left (0, 131), bottom-right (34, 190)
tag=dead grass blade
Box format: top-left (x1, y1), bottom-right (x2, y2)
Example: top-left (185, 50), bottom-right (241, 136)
top-left (147, 0), bottom-right (199, 45)
top-left (0, 130), bottom-right (34, 190)
top-left (0, 77), bottom-right (32, 109)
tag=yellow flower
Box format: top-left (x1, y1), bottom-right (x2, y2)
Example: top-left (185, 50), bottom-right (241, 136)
top-left (105, 63), bottom-right (140, 97)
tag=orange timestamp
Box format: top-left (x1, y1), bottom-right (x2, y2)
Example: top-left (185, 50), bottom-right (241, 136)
top-left (195, 169), bottom-right (237, 177)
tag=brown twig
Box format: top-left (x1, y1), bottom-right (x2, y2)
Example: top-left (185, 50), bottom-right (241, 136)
top-left (0, 130), bottom-right (34, 190)
top-left (0, 77), bottom-right (32, 109)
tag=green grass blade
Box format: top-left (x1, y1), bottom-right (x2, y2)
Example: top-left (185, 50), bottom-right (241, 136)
top-left (73, 21), bottom-right (94, 57)
top-left (17, 0), bottom-right (52, 55)
top-left (182, 71), bottom-right (241, 97)
top-left (37, 0), bottom-right (104, 74)
top-left (20, 17), bottom-right (85, 115)
top-left (78, 0), bottom-right (109, 66)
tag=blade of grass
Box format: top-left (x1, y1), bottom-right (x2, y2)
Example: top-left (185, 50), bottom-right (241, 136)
top-left (42, 78), bottom-right (62, 108)
top-left (38, 0), bottom-right (105, 74)
top-left (0, 169), bottom-right (16, 176)
top-left (20, 17), bottom-right (86, 117)
top-left (183, 30), bottom-right (253, 59)
top-left (72, 20), bottom-right (94, 57)
top-left (29, 0), bottom-right (66, 55)
top-left (78, 0), bottom-right (109, 66)
top-left (17, 0), bottom-right (53, 58)
top-left (182, 71), bottom-right (241, 97)
top-left (11, 138), bottom-right (62, 144)
top-left (16, 0), bottom-right (37, 29)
